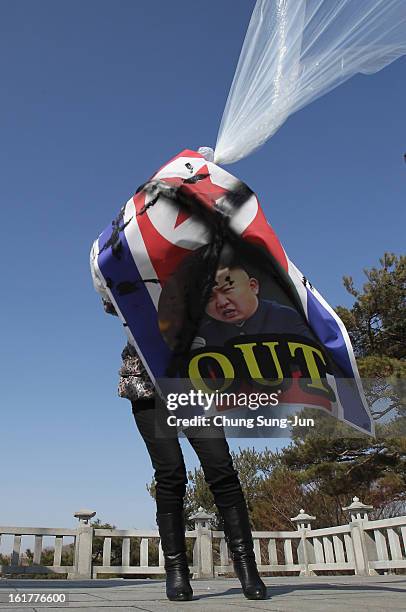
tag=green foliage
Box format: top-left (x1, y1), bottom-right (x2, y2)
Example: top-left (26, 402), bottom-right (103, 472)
top-left (336, 253), bottom-right (405, 360)
top-left (0, 553), bottom-right (9, 566)
top-left (280, 433), bottom-right (406, 525)
top-left (184, 447), bottom-right (279, 528)
top-left (336, 253), bottom-right (405, 420)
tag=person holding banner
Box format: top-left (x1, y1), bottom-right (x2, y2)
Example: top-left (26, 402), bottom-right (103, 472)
top-left (100, 298), bottom-right (267, 603)
top-left (90, 0), bottom-right (406, 602)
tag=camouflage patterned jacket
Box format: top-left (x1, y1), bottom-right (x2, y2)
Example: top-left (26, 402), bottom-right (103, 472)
top-left (118, 341), bottom-right (155, 401)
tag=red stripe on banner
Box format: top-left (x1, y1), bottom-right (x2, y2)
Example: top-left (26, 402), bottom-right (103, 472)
top-left (131, 193), bottom-right (193, 286)
top-left (241, 206), bottom-right (288, 272)
top-left (279, 371), bottom-right (332, 411)
top-left (180, 165), bottom-right (229, 211)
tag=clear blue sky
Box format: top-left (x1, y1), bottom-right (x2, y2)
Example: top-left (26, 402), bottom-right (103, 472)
top-left (1, 1), bottom-right (405, 532)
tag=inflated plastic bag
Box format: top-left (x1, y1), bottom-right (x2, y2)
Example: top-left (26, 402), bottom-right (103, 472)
top-left (215, 0), bottom-right (406, 164)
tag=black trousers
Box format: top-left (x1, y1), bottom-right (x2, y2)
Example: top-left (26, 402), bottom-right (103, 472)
top-left (132, 398), bottom-right (245, 514)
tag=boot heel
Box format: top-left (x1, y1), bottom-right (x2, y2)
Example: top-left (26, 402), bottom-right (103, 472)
top-left (220, 504), bottom-right (267, 600)
top-left (156, 512), bottom-right (193, 602)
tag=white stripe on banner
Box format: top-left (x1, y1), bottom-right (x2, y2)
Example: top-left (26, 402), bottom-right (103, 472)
top-left (207, 161), bottom-right (259, 235)
top-left (90, 239), bottom-right (129, 330)
top-left (326, 372), bottom-right (344, 422)
top-left (123, 197), bottom-right (162, 310)
top-left (154, 156), bottom-right (208, 181)
top-left (287, 257), bottom-right (309, 318)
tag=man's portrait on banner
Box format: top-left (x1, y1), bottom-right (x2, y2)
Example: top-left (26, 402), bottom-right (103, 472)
top-left (198, 248), bottom-right (314, 346)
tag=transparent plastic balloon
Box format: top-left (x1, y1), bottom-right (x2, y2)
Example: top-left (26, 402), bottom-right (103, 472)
top-left (214, 0), bottom-right (406, 164)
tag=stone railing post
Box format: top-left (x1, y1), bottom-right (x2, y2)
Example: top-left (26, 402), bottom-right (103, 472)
top-left (291, 509), bottom-right (316, 576)
top-left (343, 496), bottom-right (375, 576)
top-left (190, 507), bottom-right (214, 579)
top-left (69, 509), bottom-right (96, 580)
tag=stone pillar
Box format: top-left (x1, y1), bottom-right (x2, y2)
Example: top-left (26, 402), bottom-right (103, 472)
top-left (69, 509), bottom-right (96, 580)
top-left (190, 507), bottom-right (215, 579)
top-left (343, 497), bottom-right (376, 576)
top-left (291, 509), bottom-right (316, 576)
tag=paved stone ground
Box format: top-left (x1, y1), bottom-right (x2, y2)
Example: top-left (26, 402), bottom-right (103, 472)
top-left (0, 576), bottom-right (405, 612)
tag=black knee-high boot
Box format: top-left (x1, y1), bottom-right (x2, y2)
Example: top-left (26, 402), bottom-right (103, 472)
top-left (156, 511), bottom-right (193, 602)
top-left (219, 504), bottom-right (267, 600)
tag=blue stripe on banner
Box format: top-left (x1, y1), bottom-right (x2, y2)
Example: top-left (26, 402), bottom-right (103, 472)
top-left (306, 288), bottom-right (353, 376)
top-left (97, 222), bottom-right (172, 378)
top-left (334, 377), bottom-right (373, 433)
top-left (306, 289), bottom-right (372, 433)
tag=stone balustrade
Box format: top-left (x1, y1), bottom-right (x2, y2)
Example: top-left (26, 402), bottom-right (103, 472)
top-left (1, 498), bottom-right (405, 580)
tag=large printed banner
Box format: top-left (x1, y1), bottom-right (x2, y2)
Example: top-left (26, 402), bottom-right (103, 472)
top-left (90, 150), bottom-right (374, 435)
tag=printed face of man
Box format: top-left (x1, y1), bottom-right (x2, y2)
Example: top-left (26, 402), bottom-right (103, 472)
top-left (206, 266), bottom-right (259, 324)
